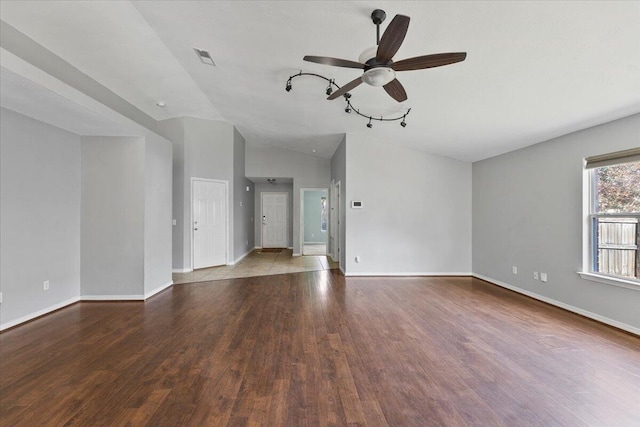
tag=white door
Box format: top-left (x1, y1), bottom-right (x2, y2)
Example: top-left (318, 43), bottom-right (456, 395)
top-left (193, 179), bottom-right (227, 269)
top-left (262, 192), bottom-right (287, 248)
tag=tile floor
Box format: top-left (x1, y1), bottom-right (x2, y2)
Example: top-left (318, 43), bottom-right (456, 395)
top-left (302, 244), bottom-right (327, 255)
top-left (172, 249), bottom-right (339, 284)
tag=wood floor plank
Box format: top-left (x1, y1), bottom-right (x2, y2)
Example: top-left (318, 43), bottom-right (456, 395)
top-left (2, 272), bottom-right (640, 426)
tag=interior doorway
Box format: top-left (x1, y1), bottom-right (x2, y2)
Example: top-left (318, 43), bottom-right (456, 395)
top-left (301, 188), bottom-right (328, 255)
top-left (261, 192), bottom-right (288, 248)
top-left (191, 178), bottom-right (228, 270)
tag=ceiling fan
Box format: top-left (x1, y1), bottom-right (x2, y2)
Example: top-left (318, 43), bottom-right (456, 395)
top-left (303, 9), bottom-right (466, 103)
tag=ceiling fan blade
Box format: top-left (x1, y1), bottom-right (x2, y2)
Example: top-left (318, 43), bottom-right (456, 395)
top-left (303, 56), bottom-right (365, 69)
top-left (383, 78), bottom-right (408, 103)
top-left (376, 14), bottom-right (410, 63)
top-left (393, 52), bottom-right (467, 72)
top-left (328, 76), bottom-right (363, 100)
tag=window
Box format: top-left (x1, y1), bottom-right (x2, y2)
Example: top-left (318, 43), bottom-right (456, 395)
top-left (320, 197), bottom-right (327, 232)
top-left (586, 148), bottom-right (640, 283)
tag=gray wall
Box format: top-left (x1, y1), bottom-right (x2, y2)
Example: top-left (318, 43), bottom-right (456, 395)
top-left (0, 108), bottom-right (81, 328)
top-left (158, 117), bottom-right (235, 270)
top-left (246, 145), bottom-right (331, 254)
top-left (254, 183), bottom-right (294, 248)
top-left (143, 133), bottom-right (173, 295)
top-left (330, 137), bottom-right (346, 268)
top-left (81, 136), bottom-right (145, 297)
top-left (157, 118), bottom-right (185, 271)
top-left (473, 113), bottom-right (640, 331)
top-left (344, 133), bottom-right (472, 275)
top-left (233, 128), bottom-right (255, 260)
top-left (303, 190), bottom-right (328, 244)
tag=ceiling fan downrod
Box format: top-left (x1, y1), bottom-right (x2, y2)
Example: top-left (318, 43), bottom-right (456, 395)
top-left (371, 9), bottom-right (386, 45)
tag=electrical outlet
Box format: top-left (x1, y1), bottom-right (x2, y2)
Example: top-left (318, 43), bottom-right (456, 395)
top-left (512, 266), bottom-right (518, 274)
top-left (44, 280), bottom-right (50, 291)
top-left (540, 273), bottom-right (548, 282)
top-left (172, 219), bottom-right (177, 226)
top-left (533, 272), bottom-right (539, 280)
top-left (0, 292), bottom-right (3, 303)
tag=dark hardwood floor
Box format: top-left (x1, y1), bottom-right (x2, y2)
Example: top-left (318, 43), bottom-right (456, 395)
top-left (1, 272), bottom-right (639, 426)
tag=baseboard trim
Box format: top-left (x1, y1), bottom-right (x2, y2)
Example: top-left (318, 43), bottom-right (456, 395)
top-left (345, 272), bottom-right (472, 277)
top-left (230, 248), bottom-right (254, 265)
top-left (172, 268), bottom-right (192, 273)
top-left (339, 266), bottom-right (345, 275)
top-left (144, 281), bottom-right (173, 300)
top-left (0, 296), bottom-right (80, 332)
top-left (80, 294), bottom-right (145, 301)
top-left (303, 242), bottom-right (326, 245)
top-left (473, 274), bottom-right (640, 337)
top-left (292, 252), bottom-right (301, 257)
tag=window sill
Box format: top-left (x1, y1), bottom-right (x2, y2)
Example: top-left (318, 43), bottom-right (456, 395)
top-left (578, 272), bottom-right (640, 292)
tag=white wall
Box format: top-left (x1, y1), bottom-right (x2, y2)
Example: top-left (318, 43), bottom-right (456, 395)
top-left (0, 108), bottom-right (81, 329)
top-left (81, 136), bottom-right (146, 297)
top-left (344, 134), bottom-right (472, 275)
top-left (246, 145), bottom-right (331, 255)
top-left (473, 113), bottom-right (640, 332)
top-left (254, 183), bottom-right (294, 248)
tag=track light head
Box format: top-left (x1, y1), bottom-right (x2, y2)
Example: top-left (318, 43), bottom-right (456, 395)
top-left (366, 118), bottom-right (373, 128)
top-left (326, 87), bottom-right (333, 96)
top-left (345, 107), bottom-right (351, 113)
top-left (400, 120), bottom-right (406, 127)
top-left (285, 80), bottom-right (292, 92)
top-left (344, 93), bottom-right (352, 99)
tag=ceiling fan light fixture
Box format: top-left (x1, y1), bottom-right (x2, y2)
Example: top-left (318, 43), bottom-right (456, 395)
top-left (362, 67), bottom-right (396, 87)
top-left (358, 46), bottom-right (378, 64)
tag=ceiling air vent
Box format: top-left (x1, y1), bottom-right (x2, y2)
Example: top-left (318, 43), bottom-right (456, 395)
top-left (194, 48), bottom-right (216, 66)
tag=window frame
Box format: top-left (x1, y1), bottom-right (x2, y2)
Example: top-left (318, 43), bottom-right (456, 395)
top-left (580, 150), bottom-right (640, 291)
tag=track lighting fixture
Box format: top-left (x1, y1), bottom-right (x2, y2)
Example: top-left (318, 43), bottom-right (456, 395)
top-left (326, 79), bottom-right (333, 96)
top-left (285, 71), bottom-right (411, 128)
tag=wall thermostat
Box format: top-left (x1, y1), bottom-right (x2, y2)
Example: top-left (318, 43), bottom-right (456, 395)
top-left (351, 201), bottom-right (363, 208)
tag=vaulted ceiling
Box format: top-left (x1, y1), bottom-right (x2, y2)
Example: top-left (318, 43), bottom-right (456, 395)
top-left (1, 1), bottom-right (639, 161)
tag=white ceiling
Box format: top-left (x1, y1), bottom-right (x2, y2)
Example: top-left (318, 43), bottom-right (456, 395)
top-left (1, 1), bottom-right (639, 162)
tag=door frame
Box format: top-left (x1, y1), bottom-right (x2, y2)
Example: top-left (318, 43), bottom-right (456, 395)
top-left (330, 180), bottom-right (341, 267)
top-left (300, 187), bottom-right (329, 255)
top-left (190, 177), bottom-right (229, 270)
top-left (261, 191), bottom-right (288, 248)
